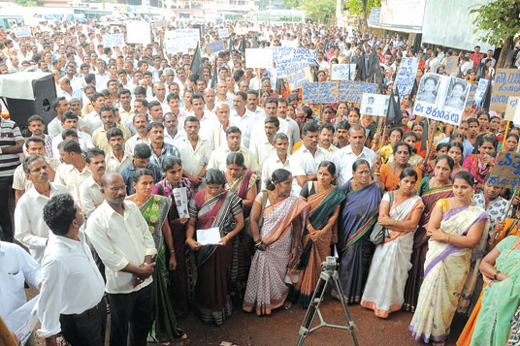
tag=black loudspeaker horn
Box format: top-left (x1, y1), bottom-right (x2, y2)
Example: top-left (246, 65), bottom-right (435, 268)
top-left (0, 72), bottom-right (57, 133)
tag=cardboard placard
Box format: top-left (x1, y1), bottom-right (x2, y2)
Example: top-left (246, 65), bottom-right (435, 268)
top-left (302, 82), bottom-right (339, 103)
top-left (218, 27), bottom-right (229, 39)
top-left (245, 48), bottom-right (273, 69)
top-left (488, 151), bottom-right (520, 188)
top-left (505, 96), bottom-right (520, 122)
top-left (102, 33), bottom-right (125, 48)
top-left (339, 80), bottom-right (378, 104)
top-left (285, 61), bottom-right (312, 90)
top-left (445, 56), bottom-right (459, 76)
top-left (165, 29), bottom-right (200, 53)
top-left (393, 57), bottom-right (419, 95)
top-left (331, 64), bottom-right (357, 81)
top-left (126, 21), bottom-right (150, 45)
top-left (491, 69), bottom-right (520, 112)
top-left (206, 41), bottom-right (225, 54)
top-left (360, 93), bottom-right (391, 116)
top-left (13, 26), bottom-right (31, 38)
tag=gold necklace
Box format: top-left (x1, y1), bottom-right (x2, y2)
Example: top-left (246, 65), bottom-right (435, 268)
top-left (496, 239), bottom-right (520, 275)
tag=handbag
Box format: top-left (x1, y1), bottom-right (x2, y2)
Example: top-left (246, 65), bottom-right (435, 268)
top-left (369, 191), bottom-right (394, 245)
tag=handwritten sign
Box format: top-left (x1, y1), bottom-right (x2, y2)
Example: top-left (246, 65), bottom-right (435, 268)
top-left (361, 93), bottom-right (391, 116)
top-left (393, 57), bottom-right (419, 95)
top-left (302, 82), bottom-right (339, 104)
top-left (445, 56), bottom-right (459, 76)
top-left (488, 152), bottom-right (520, 188)
top-left (165, 29), bottom-right (200, 53)
top-left (126, 21), bottom-right (150, 44)
top-left (474, 78), bottom-right (489, 103)
top-left (285, 61), bottom-right (312, 90)
top-left (13, 26), bottom-right (31, 38)
top-left (271, 47), bottom-right (293, 77)
top-left (206, 41), bottom-right (225, 54)
top-left (102, 33), bottom-right (125, 48)
top-left (465, 83), bottom-right (478, 110)
top-left (292, 48), bottom-right (316, 64)
top-left (491, 69), bottom-right (520, 112)
top-left (245, 48), bottom-right (273, 69)
top-left (339, 80), bottom-right (378, 104)
top-left (331, 64), bottom-right (357, 81)
top-left (218, 27), bottom-right (229, 39)
top-left (505, 96), bottom-right (520, 122)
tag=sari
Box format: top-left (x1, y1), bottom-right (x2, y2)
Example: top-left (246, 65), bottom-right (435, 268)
top-left (152, 177), bottom-right (195, 317)
top-left (225, 170), bottom-right (258, 200)
top-left (380, 164), bottom-right (422, 192)
top-left (188, 189), bottom-right (243, 326)
top-left (333, 181), bottom-right (382, 304)
top-left (139, 195), bottom-right (183, 341)
top-left (243, 195), bottom-right (309, 316)
top-left (462, 154), bottom-right (493, 192)
top-left (291, 185), bottom-right (346, 308)
top-left (361, 193), bottom-right (424, 318)
top-left (409, 199), bottom-right (489, 344)
top-left (404, 177), bottom-right (453, 312)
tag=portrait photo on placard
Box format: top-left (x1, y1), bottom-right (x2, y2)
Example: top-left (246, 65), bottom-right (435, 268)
top-left (443, 77), bottom-right (469, 114)
top-left (416, 74), bottom-right (441, 104)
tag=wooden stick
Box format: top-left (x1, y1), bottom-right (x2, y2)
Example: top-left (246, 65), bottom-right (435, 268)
top-left (517, 137), bottom-right (520, 152)
top-left (503, 187), bottom-right (519, 222)
top-left (0, 316), bottom-right (17, 346)
top-left (501, 121), bottom-right (511, 151)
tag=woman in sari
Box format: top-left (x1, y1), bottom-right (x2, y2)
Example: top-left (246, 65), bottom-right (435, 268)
top-left (152, 156), bottom-right (195, 317)
top-left (462, 136), bottom-right (497, 192)
top-left (290, 161), bottom-right (346, 308)
top-left (333, 159), bottom-right (383, 304)
top-left (504, 133), bottom-right (519, 152)
top-left (447, 142), bottom-right (468, 179)
top-left (186, 169), bottom-right (244, 326)
top-left (377, 142), bottom-right (422, 192)
top-left (404, 155), bottom-right (454, 313)
top-left (243, 169), bottom-right (309, 316)
top-left (361, 168), bottom-right (424, 318)
top-left (127, 168), bottom-right (184, 342)
top-left (224, 152), bottom-right (258, 216)
top-left (409, 171), bottom-right (489, 346)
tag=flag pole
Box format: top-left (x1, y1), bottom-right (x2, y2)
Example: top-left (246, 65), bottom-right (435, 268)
top-left (502, 121), bottom-right (511, 151)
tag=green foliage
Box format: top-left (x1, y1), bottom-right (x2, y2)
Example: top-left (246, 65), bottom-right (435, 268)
top-left (16, 0), bottom-right (39, 6)
top-left (282, 0), bottom-right (299, 9)
top-left (470, 0), bottom-right (520, 46)
top-left (346, 0), bottom-right (381, 16)
top-left (283, 0), bottom-right (336, 22)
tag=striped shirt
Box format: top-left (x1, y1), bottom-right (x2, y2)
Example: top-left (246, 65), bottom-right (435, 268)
top-left (0, 118), bottom-right (23, 177)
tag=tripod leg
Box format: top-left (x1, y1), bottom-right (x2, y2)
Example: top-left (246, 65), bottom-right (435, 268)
top-left (331, 272), bottom-right (360, 346)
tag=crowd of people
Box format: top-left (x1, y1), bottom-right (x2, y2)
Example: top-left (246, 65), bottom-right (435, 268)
top-left (1, 16), bottom-right (520, 346)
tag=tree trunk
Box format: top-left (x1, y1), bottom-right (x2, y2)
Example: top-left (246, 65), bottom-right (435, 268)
top-left (497, 35), bottom-right (514, 68)
top-left (362, 0), bottom-right (368, 32)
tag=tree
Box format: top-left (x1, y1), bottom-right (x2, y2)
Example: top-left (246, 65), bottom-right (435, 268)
top-left (471, 0), bottom-right (520, 68)
top-left (282, 0), bottom-right (336, 23)
top-left (346, 0), bottom-right (381, 31)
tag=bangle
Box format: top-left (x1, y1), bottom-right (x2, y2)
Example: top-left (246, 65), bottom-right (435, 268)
top-left (185, 238), bottom-right (193, 245)
top-left (446, 234), bottom-right (450, 243)
top-left (494, 271), bottom-right (500, 280)
top-left (170, 249), bottom-right (175, 253)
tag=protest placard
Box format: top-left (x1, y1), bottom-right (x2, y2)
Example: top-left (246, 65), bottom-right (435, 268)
top-left (445, 56), bottom-right (459, 76)
top-left (393, 57), bottom-right (419, 95)
top-left (218, 27), bottom-right (229, 39)
top-left (488, 151), bottom-right (520, 188)
top-left (291, 48), bottom-right (316, 64)
top-left (465, 83), bottom-right (478, 110)
top-left (474, 78), bottom-right (489, 103)
top-left (102, 33), bottom-right (125, 48)
top-left (245, 48), bottom-right (273, 69)
top-left (302, 82), bottom-right (339, 103)
top-left (414, 73), bottom-right (469, 126)
top-left (153, 20), bottom-right (168, 28)
top-left (331, 64), bottom-right (357, 81)
top-left (505, 96), bottom-right (520, 122)
top-left (281, 39), bottom-right (298, 48)
top-left (126, 21), bottom-right (150, 44)
top-left (361, 93), bottom-right (390, 116)
top-left (285, 61), bottom-right (312, 90)
top-left (339, 80), bottom-right (378, 103)
top-left (13, 26), bottom-right (31, 38)
top-left (272, 47), bottom-right (293, 77)
top-left (491, 69), bottom-right (520, 112)
top-left (165, 29), bottom-right (200, 53)
top-left (206, 41), bottom-right (225, 54)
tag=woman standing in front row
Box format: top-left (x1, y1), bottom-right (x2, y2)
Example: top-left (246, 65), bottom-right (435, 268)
top-left (361, 168), bottom-right (424, 318)
top-left (333, 159), bottom-right (383, 304)
top-left (409, 171), bottom-right (489, 346)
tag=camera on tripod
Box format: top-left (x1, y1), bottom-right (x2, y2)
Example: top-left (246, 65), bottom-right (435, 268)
top-left (321, 256), bottom-right (338, 271)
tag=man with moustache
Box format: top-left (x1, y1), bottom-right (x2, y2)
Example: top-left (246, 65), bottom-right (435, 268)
top-left (51, 111), bottom-right (95, 158)
top-left (14, 155), bottom-right (68, 263)
top-left (260, 133), bottom-right (291, 190)
top-left (125, 114), bottom-right (150, 155)
top-left (318, 123), bottom-right (339, 155)
top-left (24, 114), bottom-right (53, 157)
top-left (79, 148), bottom-right (106, 218)
top-left (105, 128), bottom-right (132, 173)
top-left (203, 103), bottom-right (236, 150)
top-left (92, 105), bottom-right (131, 153)
top-left (86, 173), bottom-right (157, 346)
top-left (55, 139), bottom-right (91, 208)
top-left (163, 112), bottom-right (184, 145)
top-left (249, 116), bottom-right (279, 170)
top-left (147, 122), bottom-right (180, 169)
top-left (333, 121), bottom-right (349, 149)
top-left (207, 126), bottom-right (258, 172)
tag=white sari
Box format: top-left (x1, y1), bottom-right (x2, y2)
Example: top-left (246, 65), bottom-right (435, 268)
top-left (360, 192), bottom-right (424, 318)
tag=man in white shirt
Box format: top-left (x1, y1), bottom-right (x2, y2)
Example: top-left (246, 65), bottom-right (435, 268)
top-left (230, 91), bottom-right (257, 149)
top-left (290, 122), bottom-right (332, 195)
top-left (86, 173), bottom-right (157, 346)
top-left (332, 124), bottom-right (376, 187)
top-left (277, 98), bottom-right (301, 150)
top-left (246, 90), bottom-right (266, 119)
top-left (48, 97), bottom-right (71, 137)
top-left (52, 111), bottom-right (95, 159)
top-left (215, 81), bottom-right (234, 108)
top-left (106, 128), bottom-right (132, 173)
top-left (38, 193), bottom-right (106, 346)
top-left (14, 156), bottom-right (68, 263)
top-left (174, 116), bottom-right (212, 187)
top-left (84, 93), bottom-right (107, 135)
top-left (191, 93), bottom-right (218, 134)
top-left (208, 126), bottom-right (259, 172)
top-left (80, 148), bottom-right (106, 218)
top-left (125, 113), bottom-right (151, 155)
top-left (261, 133), bottom-right (291, 190)
top-left (250, 116), bottom-right (279, 171)
top-left (203, 103), bottom-right (236, 150)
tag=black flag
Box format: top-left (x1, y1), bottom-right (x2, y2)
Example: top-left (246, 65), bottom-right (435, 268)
top-left (190, 43), bottom-right (203, 81)
top-left (420, 118), bottom-right (429, 152)
top-left (481, 78), bottom-right (493, 112)
top-left (211, 57), bottom-right (218, 89)
top-left (238, 35), bottom-right (247, 53)
top-left (385, 87), bottom-right (403, 127)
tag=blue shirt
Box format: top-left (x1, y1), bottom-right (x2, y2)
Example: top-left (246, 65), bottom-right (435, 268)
top-left (149, 142), bottom-right (181, 169)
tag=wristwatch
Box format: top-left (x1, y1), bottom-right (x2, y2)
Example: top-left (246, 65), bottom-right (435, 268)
top-left (0, 147), bottom-right (3, 154)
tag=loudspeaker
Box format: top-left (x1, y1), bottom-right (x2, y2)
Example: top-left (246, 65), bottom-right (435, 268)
top-left (4, 73), bottom-right (57, 131)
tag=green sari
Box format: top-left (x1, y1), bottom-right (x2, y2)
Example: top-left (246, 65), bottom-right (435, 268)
top-left (140, 195), bottom-right (183, 342)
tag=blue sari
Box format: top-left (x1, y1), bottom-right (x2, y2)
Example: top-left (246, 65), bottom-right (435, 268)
top-left (333, 181), bottom-right (382, 304)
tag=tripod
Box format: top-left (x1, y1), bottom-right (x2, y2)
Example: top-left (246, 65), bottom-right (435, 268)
top-left (295, 256), bottom-right (360, 346)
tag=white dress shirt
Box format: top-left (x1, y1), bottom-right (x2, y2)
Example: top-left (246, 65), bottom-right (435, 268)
top-left (84, 111), bottom-right (103, 135)
top-left (124, 134), bottom-right (151, 155)
top-left (201, 121), bottom-right (237, 150)
top-left (0, 242), bottom-right (41, 321)
top-left (37, 231), bottom-right (105, 338)
top-left (173, 136), bottom-right (212, 177)
top-left (105, 151), bottom-right (133, 173)
top-left (229, 109), bottom-right (257, 148)
top-left (52, 132), bottom-right (95, 159)
top-left (55, 163), bottom-right (92, 209)
top-left (79, 176), bottom-right (104, 218)
top-left (261, 154), bottom-right (291, 190)
top-left (207, 146), bottom-right (259, 173)
top-left (86, 200), bottom-right (157, 294)
top-left (249, 133), bottom-right (276, 171)
top-left (289, 146), bottom-right (332, 195)
top-left (12, 157), bottom-right (60, 192)
top-left (332, 145), bottom-right (376, 187)
top-left (14, 183), bottom-right (69, 263)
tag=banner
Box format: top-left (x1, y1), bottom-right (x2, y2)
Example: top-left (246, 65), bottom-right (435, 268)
top-left (393, 57), bottom-right (419, 95)
top-left (413, 73), bottom-right (470, 125)
top-left (360, 93), bottom-right (391, 116)
top-left (206, 41), bottom-right (225, 54)
top-left (126, 21), bottom-right (150, 45)
top-left (245, 48), bottom-right (273, 69)
top-left (302, 82), bottom-right (339, 103)
top-left (291, 48), bottom-right (316, 64)
top-left (331, 64), bottom-right (357, 81)
top-left (13, 26), bottom-right (31, 38)
top-left (102, 34), bottom-right (125, 48)
top-left (272, 47), bottom-right (294, 77)
top-left (285, 62), bottom-right (312, 90)
top-left (339, 80), bottom-right (378, 103)
top-left (491, 69), bottom-right (520, 112)
top-left (505, 96), bottom-right (520, 122)
top-left (165, 29), bottom-right (200, 53)
top-left (488, 152), bottom-right (520, 188)
top-left (218, 27), bottom-right (229, 39)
